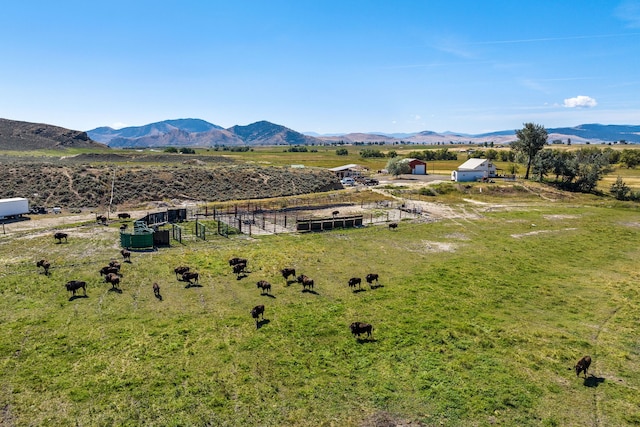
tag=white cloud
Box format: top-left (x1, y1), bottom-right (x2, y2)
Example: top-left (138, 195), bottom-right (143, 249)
top-left (563, 95), bottom-right (598, 108)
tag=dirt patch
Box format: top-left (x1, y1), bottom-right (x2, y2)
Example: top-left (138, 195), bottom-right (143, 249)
top-left (543, 214), bottom-right (580, 220)
top-left (511, 228), bottom-right (577, 238)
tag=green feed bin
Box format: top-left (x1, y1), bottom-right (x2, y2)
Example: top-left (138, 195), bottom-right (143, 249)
top-left (120, 221), bottom-right (155, 249)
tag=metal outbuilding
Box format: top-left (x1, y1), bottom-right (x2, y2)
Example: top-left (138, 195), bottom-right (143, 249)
top-left (451, 158), bottom-right (497, 182)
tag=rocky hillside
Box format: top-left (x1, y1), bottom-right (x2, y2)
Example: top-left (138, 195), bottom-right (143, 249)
top-left (0, 156), bottom-right (341, 208)
top-left (0, 119), bottom-right (107, 150)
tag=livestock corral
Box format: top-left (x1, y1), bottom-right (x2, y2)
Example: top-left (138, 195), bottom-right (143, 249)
top-left (0, 185), bottom-right (639, 426)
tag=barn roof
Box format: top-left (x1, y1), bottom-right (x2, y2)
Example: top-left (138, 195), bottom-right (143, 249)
top-left (328, 164), bottom-right (362, 172)
top-left (458, 158), bottom-right (489, 170)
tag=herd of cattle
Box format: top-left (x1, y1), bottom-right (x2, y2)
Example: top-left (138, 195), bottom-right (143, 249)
top-left (172, 258), bottom-right (379, 338)
top-left (42, 229), bottom-right (593, 373)
top-left (43, 231), bottom-right (379, 341)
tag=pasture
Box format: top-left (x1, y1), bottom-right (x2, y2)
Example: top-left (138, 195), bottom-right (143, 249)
top-left (0, 190), bottom-right (639, 426)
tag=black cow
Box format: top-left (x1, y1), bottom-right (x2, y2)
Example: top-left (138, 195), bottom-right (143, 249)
top-left (233, 262), bottom-right (247, 276)
top-left (182, 271), bottom-right (199, 285)
top-left (366, 273), bottom-right (379, 287)
top-left (251, 304), bottom-right (265, 321)
top-left (348, 277), bottom-right (362, 289)
top-left (65, 280), bottom-right (86, 296)
top-left (152, 282), bottom-right (161, 297)
top-left (350, 322), bottom-right (373, 338)
top-left (105, 273), bottom-right (120, 289)
top-left (388, 222), bottom-right (398, 230)
top-left (100, 266), bottom-right (119, 277)
top-left (575, 355), bottom-right (592, 378)
top-left (96, 215), bottom-right (107, 224)
top-left (54, 232), bottom-right (68, 243)
top-left (36, 259), bottom-right (51, 275)
top-left (256, 280), bottom-right (271, 295)
top-left (109, 260), bottom-right (121, 271)
top-left (281, 268), bottom-right (296, 281)
top-left (117, 213), bottom-right (131, 219)
top-left (296, 274), bottom-right (314, 291)
top-left (174, 266), bottom-right (190, 279)
top-left (229, 257), bottom-right (247, 266)
top-left (121, 249), bottom-right (131, 262)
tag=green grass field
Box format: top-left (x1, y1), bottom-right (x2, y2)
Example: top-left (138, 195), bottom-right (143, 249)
top-left (1, 189), bottom-right (639, 426)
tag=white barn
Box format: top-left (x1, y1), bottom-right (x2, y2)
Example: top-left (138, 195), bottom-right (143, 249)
top-left (451, 158), bottom-right (497, 182)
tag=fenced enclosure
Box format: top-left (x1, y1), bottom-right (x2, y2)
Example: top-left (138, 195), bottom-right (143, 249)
top-left (194, 199), bottom-right (424, 236)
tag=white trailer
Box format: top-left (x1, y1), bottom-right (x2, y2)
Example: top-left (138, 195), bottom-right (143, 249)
top-left (0, 197), bottom-right (29, 219)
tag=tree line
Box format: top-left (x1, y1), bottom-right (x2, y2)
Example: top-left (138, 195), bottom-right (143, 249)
top-left (512, 123), bottom-right (640, 200)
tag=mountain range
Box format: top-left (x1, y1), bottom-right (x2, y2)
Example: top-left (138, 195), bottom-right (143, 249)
top-left (0, 118), bottom-right (638, 151)
top-left (88, 119), bottom-right (640, 147)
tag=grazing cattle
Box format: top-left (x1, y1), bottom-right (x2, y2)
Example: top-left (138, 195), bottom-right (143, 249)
top-left (54, 232), bottom-right (68, 243)
top-left (575, 355), bottom-right (592, 378)
top-left (251, 304), bottom-right (265, 321)
top-left (348, 277), bottom-right (362, 289)
top-left (96, 215), bottom-right (107, 224)
top-left (152, 282), bottom-right (160, 297)
top-left (350, 322), bottom-right (373, 338)
top-left (233, 262), bottom-right (247, 276)
top-left (332, 210), bottom-right (339, 216)
top-left (105, 273), bottom-right (120, 289)
top-left (117, 213), bottom-right (131, 219)
top-left (182, 271), bottom-right (199, 285)
top-left (296, 274), bottom-right (314, 291)
top-left (120, 249), bottom-right (131, 262)
top-left (36, 259), bottom-right (51, 275)
top-left (65, 280), bottom-right (86, 296)
top-left (388, 222), bottom-right (398, 230)
top-left (281, 268), bottom-right (296, 281)
top-left (229, 257), bottom-right (247, 266)
top-left (108, 260), bottom-right (121, 271)
top-left (174, 266), bottom-right (190, 278)
top-left (365, 273), bottom-right (379, 286)
top-left (174, 266), bottom-right (190, 279)
top-left (119, 224), bottom-right (128, 231)
top-left (256, 280), bottom-right (272, 295)
top-left (99, 266), bottom-right (119, 277)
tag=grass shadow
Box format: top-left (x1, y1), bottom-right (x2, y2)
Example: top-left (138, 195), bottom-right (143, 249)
top-left (302, 289), bottom-right (319, 295)
top-left (154, 293), bottom-right (163, 301)
top-left (256, 319), bottom-right (270, 330)
top-left (108, 287), bottom-right (123, 294)
top-left (352, 288), bottom-right (367, 294)
top-left (261, 293), bottom-right (276, 299)
top-left (68, 295), bottom-right (88, 301)
top-left (584, 375), bottom-right (605, 388)
top-left (236, 273), bottom-right (249, 281)
top-left (370, 284), bottom-right (384, 290)
top-left (356, 337), bottom-right (377, 344)
top-left (185, 283), bottom-right (203, 288)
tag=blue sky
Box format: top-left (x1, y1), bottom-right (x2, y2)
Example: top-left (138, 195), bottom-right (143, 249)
top-left (1, 1), bottom-right (639, 135)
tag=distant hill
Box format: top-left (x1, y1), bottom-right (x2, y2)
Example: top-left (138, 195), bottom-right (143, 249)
top-left (88, 118), bottom-right (224, 145)
top-left (0, 118), bottom-right (107, 150)
top-left (314, 124), bottom-right (640, 145)
top-left (227, 121), bottom-right (321, 146)
top-left (88, 118), bottom-right (322, 147)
